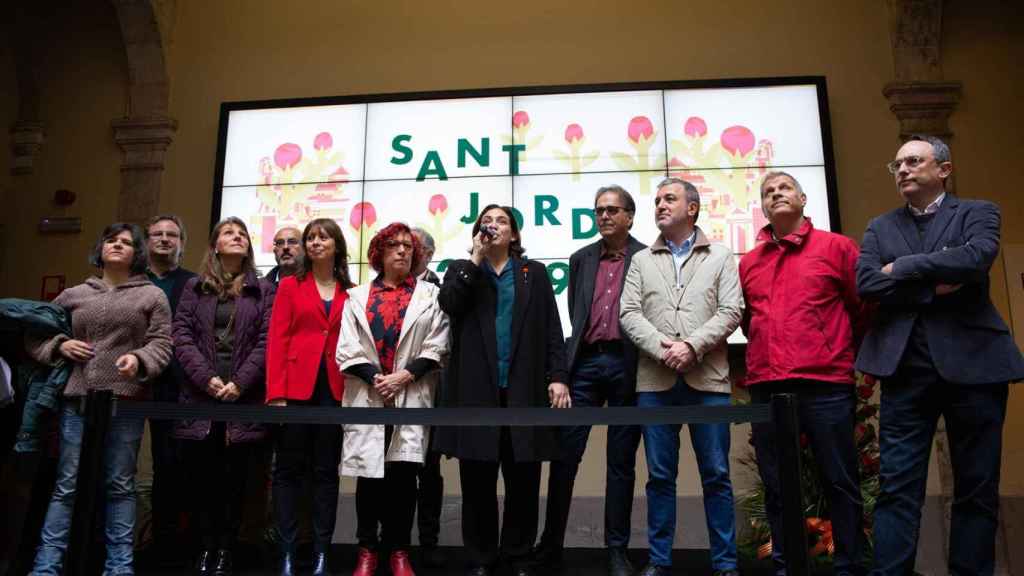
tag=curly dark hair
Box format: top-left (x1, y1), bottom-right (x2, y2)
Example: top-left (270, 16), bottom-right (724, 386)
top-left (88, 222), bottom-right (148, 275)
top-left (367, 222), bottom-right (423, 274)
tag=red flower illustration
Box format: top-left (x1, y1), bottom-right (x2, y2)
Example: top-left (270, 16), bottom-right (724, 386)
top-left (350, 202), bottom-right (377, 229)
top-left (274, 143), bottom-right (303, 170)
top-left (628, 116), bottom-right (654, 144)
top-left (328, 164), bottom-right (349, 182)
top-left (428, 194), bottom-right (448, 215)
top-left (314, 132), bottom-right (333, 151)
top-left (721, 125), bottom-right (755, 156)
top-left (856, 384), bottom-right (874, 400)
top-left (684, 116), bottom-right (707, 138)
top-left (513, 110), bottom-right (530, 129)
top-left (564, 123), bottom-right (584, 143)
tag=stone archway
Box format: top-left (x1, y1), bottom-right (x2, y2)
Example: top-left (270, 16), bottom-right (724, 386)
top-left (110, 0), bottom-right (178, 224)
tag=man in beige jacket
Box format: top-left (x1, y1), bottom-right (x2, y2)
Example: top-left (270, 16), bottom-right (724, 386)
top-left (620, 177), bottom-right (743, 576)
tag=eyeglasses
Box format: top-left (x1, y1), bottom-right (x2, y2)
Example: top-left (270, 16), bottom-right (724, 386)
top-left (148, 231), bottom-right (180, 239)
top-left (273, 238), bottom-right (301, 248)
top-left (886, 155), bottom-right (930, 175)
top-left (594, 206), bottom-right (629, 217)
top-left (385, 240), bottom-right (413, 251)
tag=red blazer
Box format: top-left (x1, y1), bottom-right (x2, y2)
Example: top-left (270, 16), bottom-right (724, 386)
top-left (266, 274), bottom-right (348, 402)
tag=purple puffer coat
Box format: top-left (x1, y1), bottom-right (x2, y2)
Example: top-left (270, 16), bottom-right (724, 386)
top-left (172, 271), bottom-right (275, 442)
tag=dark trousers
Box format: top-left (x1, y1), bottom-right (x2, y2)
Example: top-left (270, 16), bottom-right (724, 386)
top-left (750, 381), bottom-right (864, 576)
top-left (150, 374), bottom-right (183, 551)
top-left (356, 462), bottom-right (420, 551)
top-left (416, 450), bottom-right (443, 547)
top-left (272, 377), bottom-right (342, 554)
top-left (459, 428), bottom-right (542, 570)
top-left (540, 350), bottom-right (640, 551)
top-left (181, 423), bottom-right (259, 552)
top-left (872, 368), bottom-right (1008, 576)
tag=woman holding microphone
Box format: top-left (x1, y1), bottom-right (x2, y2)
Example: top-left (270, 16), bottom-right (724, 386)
top-left (436, 205), bottom-right (570, 576)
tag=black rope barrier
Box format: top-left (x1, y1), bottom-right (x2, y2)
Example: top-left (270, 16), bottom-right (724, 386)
top-left (113, 401), bottom-right (772, 426)
top-left (66, 391), bottom-right (809, 576)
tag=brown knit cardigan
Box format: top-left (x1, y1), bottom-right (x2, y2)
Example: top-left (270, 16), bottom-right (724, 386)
top-left (28, 276), bottom-right (173, 399)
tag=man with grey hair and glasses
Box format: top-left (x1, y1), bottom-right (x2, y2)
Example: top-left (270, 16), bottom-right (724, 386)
top-left (620, 177), bottom-right (743, 576)
top-left (857, 135), bottom-right (1024, 575)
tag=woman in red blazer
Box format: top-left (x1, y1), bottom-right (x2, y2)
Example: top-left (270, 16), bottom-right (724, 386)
top-left (266, 218), bottom-right (353, 576)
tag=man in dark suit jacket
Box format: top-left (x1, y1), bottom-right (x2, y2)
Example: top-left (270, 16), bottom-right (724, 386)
top-left (534, 185), bottom-right (645, 576)
top-left (856, 135), bottom-right (1024, 576)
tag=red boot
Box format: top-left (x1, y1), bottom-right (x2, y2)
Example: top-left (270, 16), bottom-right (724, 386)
top-left (389, 550), bottom-right (416, 576)
top-left (352, 547), bottom-right (378, 576)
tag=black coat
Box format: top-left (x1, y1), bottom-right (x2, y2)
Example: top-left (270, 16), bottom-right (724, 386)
top-left (435, 258), bottom-right (568, 462)
top-left (855, 196), bottom-right (1024, 383)
top-left (565, 235), bottom-right (646, 383)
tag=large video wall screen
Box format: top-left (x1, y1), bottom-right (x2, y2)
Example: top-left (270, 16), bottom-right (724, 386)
top-left (215, 79), bottom-right (838, 340)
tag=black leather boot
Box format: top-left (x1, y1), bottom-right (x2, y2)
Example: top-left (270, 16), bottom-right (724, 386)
top-left (195, 550), bottom-right (213, 575)
top-left (312, 552), bottom-right (330, 576)
top-left (279, 551), bottom-right (296, 576)
top-left (213, 549), bottom-right (233, 576)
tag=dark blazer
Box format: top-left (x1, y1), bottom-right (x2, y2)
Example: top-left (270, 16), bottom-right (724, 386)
top-left (855, 195), bottom-right (1024, 384)
top-left (149, 267), bottom-right (197, 402)
top-left (173, 272), bottom-right (276, 442)
top-left (565, 235), bottom-right (646, 384)
top-left (435, 258), bottom-right (568, 462)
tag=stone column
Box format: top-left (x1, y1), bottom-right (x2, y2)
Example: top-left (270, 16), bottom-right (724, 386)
top-left (111, 116), bottom-right (177, 224)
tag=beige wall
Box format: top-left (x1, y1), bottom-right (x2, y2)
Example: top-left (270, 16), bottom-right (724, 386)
top-left (2, 0), bottom-right (1022, 493)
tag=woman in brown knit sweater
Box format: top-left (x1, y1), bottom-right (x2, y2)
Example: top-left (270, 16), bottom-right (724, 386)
top-left (28, 222), bottom-right (173, 576)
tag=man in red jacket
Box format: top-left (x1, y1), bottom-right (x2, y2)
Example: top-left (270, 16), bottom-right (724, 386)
top-left (739, 171), bottom-right (867, 576)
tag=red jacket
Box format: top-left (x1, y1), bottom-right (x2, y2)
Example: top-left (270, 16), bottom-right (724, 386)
top-left (739, 219), bottom-right (868, 386)
top-left (266, 274), bottom-right (348, 402)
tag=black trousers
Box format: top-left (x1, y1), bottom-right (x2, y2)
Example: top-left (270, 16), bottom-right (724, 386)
top-left (149, 375), bottom-right (184, 551)
top-left (181, 423), bottom-right (260, 551)
top-left (272, 375), bottom-right (342, 554)
top-left (356, 461), bottom-right (420, 551)
top-left (750, 381), bottom-right (863, 576)
top-left (540, 350), bottom-right (640, 551)
top-left (459, 428), bottom-right (541, 570)
top-left (415, 450), bottom-right (443, 547)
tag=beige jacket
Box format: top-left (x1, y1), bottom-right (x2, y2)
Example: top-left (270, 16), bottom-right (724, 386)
top-left (619, 228), bottom-right (743, 394)
top-left (335, 279), bottom-right (449, 478)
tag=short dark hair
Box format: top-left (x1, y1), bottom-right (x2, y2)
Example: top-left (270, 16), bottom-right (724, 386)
top-left (907, 134), bottom-right (951, 163)
top-left (297, 218), bottom-right (353, 288)
top-left (473, 204), bottom-right (525, 259)
top-left (656, 177), bottom-right (701, 223)
top-left (367, 222), bottom-right (424, 274)
top-left (89, 222), bottom-right (148, 275)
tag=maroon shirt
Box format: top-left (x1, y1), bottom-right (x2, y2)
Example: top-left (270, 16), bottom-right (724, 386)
top-left (584, 247), bottom-right (626, 344)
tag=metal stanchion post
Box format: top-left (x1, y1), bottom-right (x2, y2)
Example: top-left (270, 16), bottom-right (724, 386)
top-left (66, 390), bottom-right (114, 576)
top-left (772, 393), bottom-right (810, 576)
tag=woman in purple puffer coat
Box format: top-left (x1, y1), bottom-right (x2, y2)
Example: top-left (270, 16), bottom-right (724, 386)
top-left (172, 216), bottom-right (275, 576)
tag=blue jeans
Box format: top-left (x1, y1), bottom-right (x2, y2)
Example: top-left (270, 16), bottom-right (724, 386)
top-left (541, 351), bottom-right (641, 549)
top-left (871, 369), bottom-right (1008, 576)
top-left (638, 378), bottom-right (737, 570)
top-left (750, 381), bottom-right (863, 576)
top-left (32, 404), bottom-right (145, 576)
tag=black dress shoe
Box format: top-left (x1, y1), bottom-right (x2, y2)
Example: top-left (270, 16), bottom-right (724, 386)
top-left (607, 547), bottom-right (633, 576)
top-left (512, 568), bottom-right (534, 576)
top-left (636, 563), bottom-right (671, 576)
top-left (195, 550), bottom-right (213, 574)
top-left (420, 545), bottom-right (446, 569)
top-left (711, 571), bottom-right (740, 576)
top-left (213, 549), bottom-right (233, 576)
top-left (466, 567), bottom-right (491, 576)
top-left (279, 552), bottom-right (295, 576)
top-left (530, 544), bottom-right (563, 567)
top-left (311, 552), bottom-right (330, 576)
